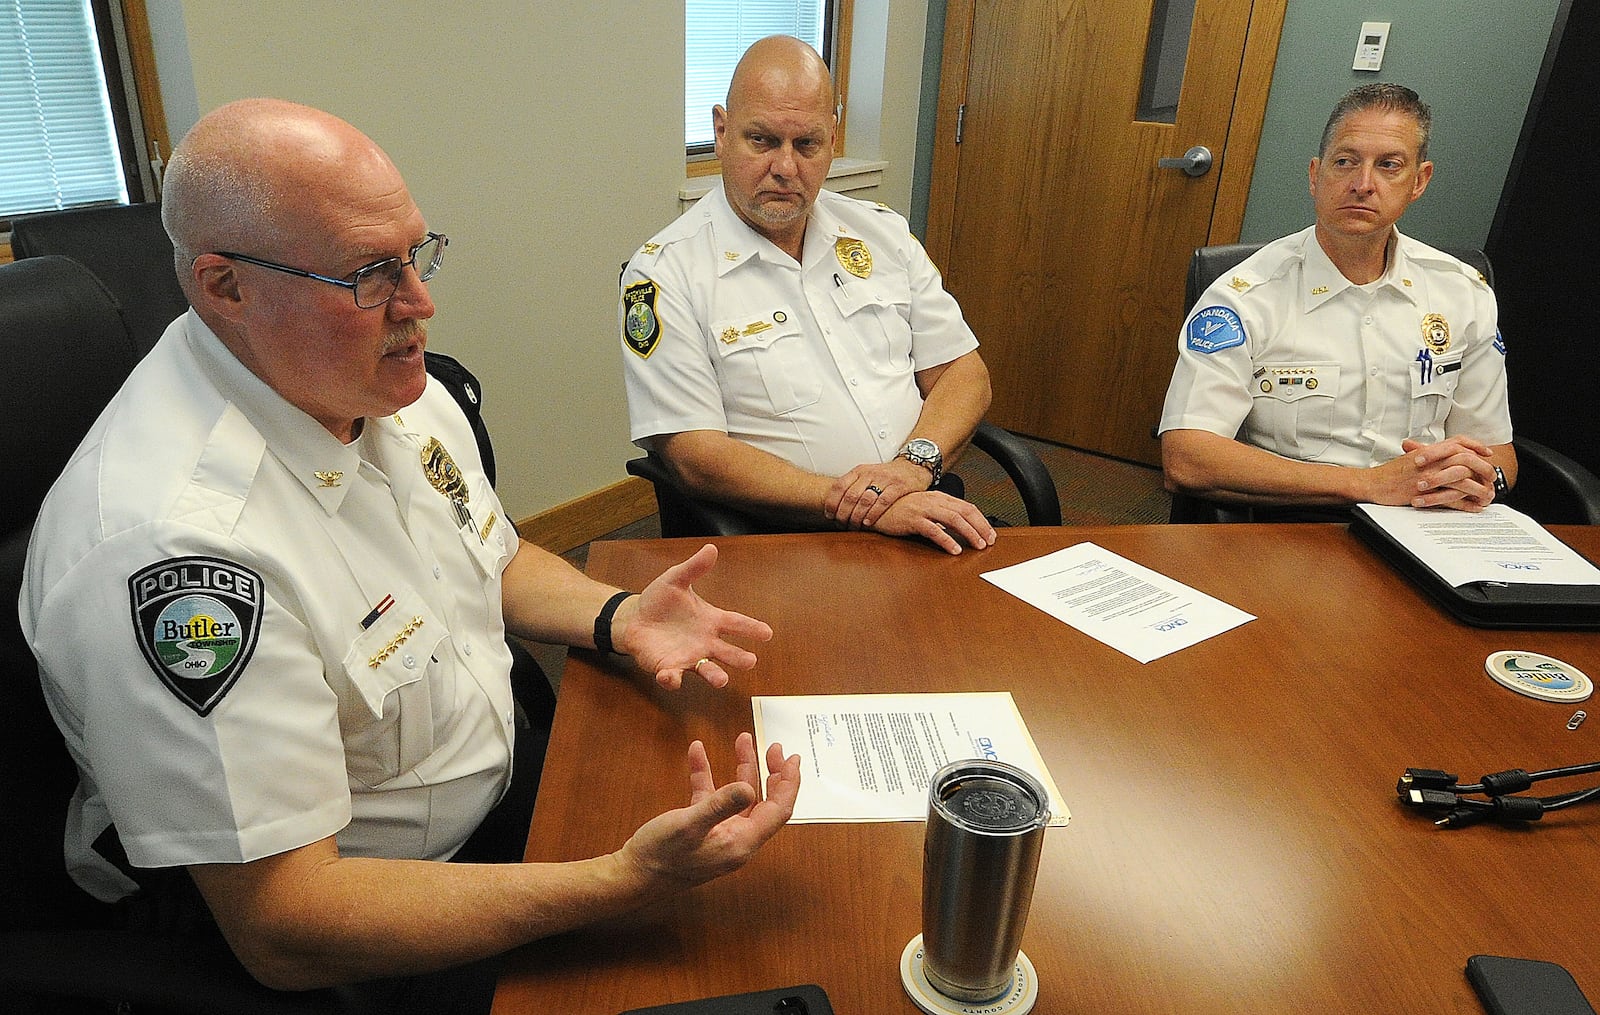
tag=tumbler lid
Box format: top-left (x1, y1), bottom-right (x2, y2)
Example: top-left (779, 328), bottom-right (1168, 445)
top-left (929, 759), bottom-right (1050, 834)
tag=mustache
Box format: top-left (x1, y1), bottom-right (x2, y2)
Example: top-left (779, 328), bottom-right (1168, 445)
top-left (381, 320), bottom-right (426, 354)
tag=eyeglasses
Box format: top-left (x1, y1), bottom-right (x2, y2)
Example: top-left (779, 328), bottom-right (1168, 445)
top-left (214, 233), bottom-right (448, 309)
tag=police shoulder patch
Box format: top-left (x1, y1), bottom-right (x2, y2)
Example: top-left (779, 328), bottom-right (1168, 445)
top-left (1187, 306), bottom-right (1246, 354)
top-left (622, 279), bottom-right (662, 358)
top-left (129, 556), bottom-right (264, 716)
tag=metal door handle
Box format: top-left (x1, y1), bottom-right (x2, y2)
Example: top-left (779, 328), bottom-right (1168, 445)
top-left (1158, 145), bottom-right (1213, 177)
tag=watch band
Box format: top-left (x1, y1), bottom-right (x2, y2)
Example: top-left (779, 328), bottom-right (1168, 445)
top-left (1492, 465), bottom-right (1508, 497)
top-left (593, 590), bottom-right (635, 655)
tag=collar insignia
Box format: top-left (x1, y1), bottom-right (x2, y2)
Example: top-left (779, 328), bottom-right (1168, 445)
top-left (642, 242), bottom-right (661, 255)
top-left (1310, 285), bottom-right (1330, 296)
top-left (1228, 276), bottom-right (1250, 292)
top-left (314, 470), bottom-right (343, 488)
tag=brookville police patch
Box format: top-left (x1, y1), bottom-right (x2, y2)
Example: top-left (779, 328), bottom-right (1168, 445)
top-left (622, 279), bottom-right (661, 358)
top-left (129, 556), bottom-right (264, 716)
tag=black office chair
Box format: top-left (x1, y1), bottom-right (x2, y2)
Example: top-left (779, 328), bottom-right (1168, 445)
top-left (9, 201), bottom-right (191, 358)
top-left (627, 420), bottom-right (1063, 538)
top-left (1165, 243), bottom-right (1600, 525)
top-left (0, 257), bottom-right (545, 1012)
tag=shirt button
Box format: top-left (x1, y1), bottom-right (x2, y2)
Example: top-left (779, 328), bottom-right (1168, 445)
top-left (463, 641), bottom-right (473, 656)
top-left (878, 429), bottom-right (888, 438)
top-left (850, 378), bottom-right (859, 386)
top-left (505, 710), bottom-right (515, 725)
top-left (1370, 367), bottom-right (1379, 376)
top-left (433, 565), bottom-right (442, 579)
top-left (1363, 316), bottom-right (1374, 325)
top-left (402, 653), bottom-right (417, 669)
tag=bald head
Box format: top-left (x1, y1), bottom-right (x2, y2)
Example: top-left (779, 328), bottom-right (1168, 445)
top-left (162, 99), bottom-right (404, 300)
top-left (725, 35), bottom-right (836, 119)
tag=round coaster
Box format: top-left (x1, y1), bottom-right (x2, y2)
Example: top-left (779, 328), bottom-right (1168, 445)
top-left (1484, 651), bottom-right (1593, 703)
top-left (899, 934), bottom-right (1039, 1015)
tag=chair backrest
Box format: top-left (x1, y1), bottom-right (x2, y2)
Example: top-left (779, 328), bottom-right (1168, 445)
top-left (1185, 241), bottom-right (1494, 311)
top-left (9, 202), bottom-right (190, 358)
top-left (1, 256), bottom-right (142, 932)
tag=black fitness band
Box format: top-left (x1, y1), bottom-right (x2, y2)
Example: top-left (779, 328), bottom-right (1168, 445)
top-left (593, 590), bottom-right (635, 655)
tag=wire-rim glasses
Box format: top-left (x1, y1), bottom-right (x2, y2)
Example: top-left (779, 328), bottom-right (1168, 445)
top-left (214, 233), bottom-right (448, 309)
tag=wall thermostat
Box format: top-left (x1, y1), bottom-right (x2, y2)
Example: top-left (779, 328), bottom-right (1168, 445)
top-left (1353, 21), bottom-right (1391, 72)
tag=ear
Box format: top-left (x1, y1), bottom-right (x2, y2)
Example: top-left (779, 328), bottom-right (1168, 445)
top-left (1307, 157), bottom-right (1320, 199)
top-left (711, 104), bottom-right (728, 160)
top-left (1411, 160), bottom-right (1434, 200)
top-left (190, 253), bottom-right (247, 325)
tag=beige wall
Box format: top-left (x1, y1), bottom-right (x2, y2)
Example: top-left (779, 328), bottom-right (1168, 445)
top-left (175, 1), bottom-right (929, 519)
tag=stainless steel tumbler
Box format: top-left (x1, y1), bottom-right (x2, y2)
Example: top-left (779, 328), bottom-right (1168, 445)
top-left (921, 758), bottom-right (1050, 1003)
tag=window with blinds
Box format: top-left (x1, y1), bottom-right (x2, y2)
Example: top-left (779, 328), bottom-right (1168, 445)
top-left (1, 0), bottom-right (129, 218)
top-left (685, 0), bottom-right (836, 158)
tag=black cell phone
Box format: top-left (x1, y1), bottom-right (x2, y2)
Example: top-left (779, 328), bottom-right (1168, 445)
top-left (618, 983), bottom-right (834, 1015)
top-left (1466, 955), bottom-right (1597, 1015)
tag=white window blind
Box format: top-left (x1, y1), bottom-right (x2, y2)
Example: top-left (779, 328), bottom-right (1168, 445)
top-left (686, 0), bottom-right (825, 152)
top-left (1, 0), bottom-right (128, 217)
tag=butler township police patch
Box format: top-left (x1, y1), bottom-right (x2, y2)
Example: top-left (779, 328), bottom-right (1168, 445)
top-left (129, 556), bottom-right (264, 716)
top-left (623, 279), bottom-right (661, 358)
top-left (1187, 306), bottom-right (1246, 353)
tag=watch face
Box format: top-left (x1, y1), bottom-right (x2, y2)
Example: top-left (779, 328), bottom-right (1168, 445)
top-left (906, 438), bottom-right (939, 460)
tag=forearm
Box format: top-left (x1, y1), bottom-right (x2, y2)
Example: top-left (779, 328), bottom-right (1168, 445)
top-left (193, 846), bottom-right (652, 990)
top-left (499, 538), bottom-right (624, 647)
top-left (1161, 428), bottom-right (1363, 506)
top-left (653, 430), bottom-right (837, 527)
top-left (911, 351), bottom-right (991, 464)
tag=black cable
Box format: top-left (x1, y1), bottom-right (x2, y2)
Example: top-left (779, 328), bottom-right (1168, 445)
top-left (1396, 759), bottom-right (1600, 829)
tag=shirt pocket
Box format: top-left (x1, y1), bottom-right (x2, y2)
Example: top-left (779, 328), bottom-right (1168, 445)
top-left (829, 265), bottom-right (913, 373)
top-left (339, 590), bottom-right (448, 789)
top-left (1250, 362), bottom-right (1340, 460)
top-left (711, 305), bottom-right (820, 415)
top-left (457, 475), bottom-right (511, 581)
top-left (1407, 351), bottom-right (1464, 439)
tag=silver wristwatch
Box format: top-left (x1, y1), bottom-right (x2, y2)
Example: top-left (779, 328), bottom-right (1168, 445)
top-left (896, 437), bottom-right (943, 488)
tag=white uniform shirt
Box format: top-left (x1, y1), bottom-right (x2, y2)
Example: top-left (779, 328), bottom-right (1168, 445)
top-left (21, 313), bottom-right (518, 902)
top-left (620, 186), bottom-right (979, 477)
top-left (1159, 226), bottom-right (1511, 467)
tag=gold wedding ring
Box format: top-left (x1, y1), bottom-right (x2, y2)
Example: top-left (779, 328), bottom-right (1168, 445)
top-left (692, 657), bottom-right (711, 672)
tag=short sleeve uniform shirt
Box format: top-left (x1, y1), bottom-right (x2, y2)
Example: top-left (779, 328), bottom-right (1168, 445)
top-left (619, 186), bottom-right (979, 477)
top-left (1159, 226), bottom-right (1511, 467)
top-left (21, 313), bottom-right (519, 902)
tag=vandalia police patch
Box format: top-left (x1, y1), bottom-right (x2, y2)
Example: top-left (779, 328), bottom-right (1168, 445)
top-left (129, 556), bottom-right (264, 716)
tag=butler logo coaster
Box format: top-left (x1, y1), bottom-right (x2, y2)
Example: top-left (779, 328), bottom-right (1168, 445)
top-left (1484, 651), bottom-right (1592, 703)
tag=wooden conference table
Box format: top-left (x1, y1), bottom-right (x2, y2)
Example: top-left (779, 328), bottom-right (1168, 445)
top-left (493, 524), bottom-right (1600, 1014)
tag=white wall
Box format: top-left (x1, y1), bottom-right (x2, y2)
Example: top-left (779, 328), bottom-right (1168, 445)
top-left (168, 1), bottom-right (929, 520)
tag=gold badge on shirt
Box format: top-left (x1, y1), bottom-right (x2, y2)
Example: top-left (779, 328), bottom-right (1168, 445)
top-left (421, 438), bottom-right (469, 502)
top-left (1420, 313), bottom-right (1451, 353)
top-left (835, 237), bottom-right (872, 279)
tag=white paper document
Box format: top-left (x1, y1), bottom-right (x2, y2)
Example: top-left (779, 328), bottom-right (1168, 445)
top-left (752, 692), bottom-right (1069, 825)
top-left (1355, 504), bottom-right (1600, 587)
top-left (979, 542), bottom-right (1254, 663)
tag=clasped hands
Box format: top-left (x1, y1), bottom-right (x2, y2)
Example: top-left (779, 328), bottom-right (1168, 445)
top-left (1380, 435), bottom-right (1501, 511)
top-left (823, 458), bottom-right (995, 555)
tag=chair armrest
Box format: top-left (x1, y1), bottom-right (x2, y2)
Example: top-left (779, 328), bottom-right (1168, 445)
top-left (625, 454), bottom-right (778, 537)
top-left (1510, 438), bottom-right (1600, 525)
top-left (969, 422), bottom-right (1062, 526)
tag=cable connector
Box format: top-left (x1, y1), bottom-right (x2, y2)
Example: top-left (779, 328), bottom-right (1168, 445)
top-left (1479, 769), bottom-right (1533, 796)
top-left (1397, 768), bottom-right (1459, 795)
top-left (1436, 806), bottom-right (1488, 828)
top-left (1403, 788), bottom-right (1460, 809)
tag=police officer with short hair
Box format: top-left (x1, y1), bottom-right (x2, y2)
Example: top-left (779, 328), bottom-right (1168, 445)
top-left (1159, 83), bottom-right (1515, 518)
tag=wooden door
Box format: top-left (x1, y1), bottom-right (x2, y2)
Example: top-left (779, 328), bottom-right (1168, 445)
top-left (927, 0), bottom-right (1287, 465)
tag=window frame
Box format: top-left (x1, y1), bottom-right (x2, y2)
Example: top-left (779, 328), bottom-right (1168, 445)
top-left (685, 0), bottom-right (853, 179)
top-left (1, 0), bottom-right (168, 261)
